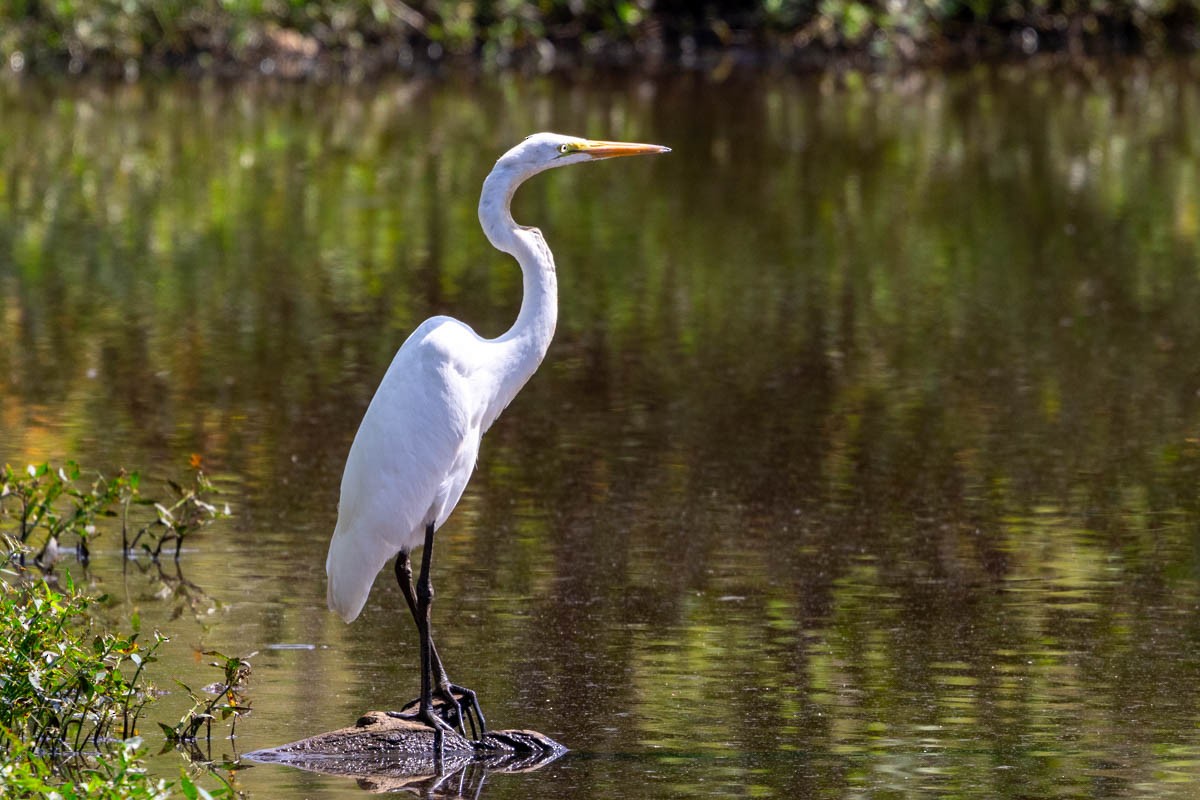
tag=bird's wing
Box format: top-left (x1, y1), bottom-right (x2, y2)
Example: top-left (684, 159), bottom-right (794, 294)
top-left (325, 317), bottom-right (485, 623)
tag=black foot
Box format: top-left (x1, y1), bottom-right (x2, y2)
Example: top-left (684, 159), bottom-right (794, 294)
top-left (385, 704), bottom-right (457, 760)
top-left (390, 684), bottom-right (487, 741)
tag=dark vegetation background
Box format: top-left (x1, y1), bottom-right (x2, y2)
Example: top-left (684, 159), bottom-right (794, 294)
top-left (1, 0), bottom-right (1198, 77)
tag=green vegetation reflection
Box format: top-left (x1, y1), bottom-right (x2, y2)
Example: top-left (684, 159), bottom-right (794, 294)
top-left (2, 69), bottom-right (1200, 797)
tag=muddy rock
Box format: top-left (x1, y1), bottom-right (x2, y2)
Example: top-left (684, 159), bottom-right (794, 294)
top-left (244, 711), bottom-right (566, 784)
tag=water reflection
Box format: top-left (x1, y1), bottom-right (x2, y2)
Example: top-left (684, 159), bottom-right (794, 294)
top-left (3, 64), bottom-right (1200, 797)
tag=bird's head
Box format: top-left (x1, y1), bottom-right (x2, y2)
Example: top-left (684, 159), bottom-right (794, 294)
top-left (480, 132), bottom-right (670, 248)
top-left (497, 132), bottom-right (671, 176)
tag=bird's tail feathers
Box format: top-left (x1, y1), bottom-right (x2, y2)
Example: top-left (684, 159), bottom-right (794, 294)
top-left (326, 523), bottom-right (390, 623)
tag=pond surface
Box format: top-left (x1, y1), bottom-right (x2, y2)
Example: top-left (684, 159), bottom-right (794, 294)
top-left (3, 63), bottom-right (1200, 797)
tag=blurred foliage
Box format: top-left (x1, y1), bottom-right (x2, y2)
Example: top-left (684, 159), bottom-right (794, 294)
top-left (0, 0), bottom-right (1196, 75)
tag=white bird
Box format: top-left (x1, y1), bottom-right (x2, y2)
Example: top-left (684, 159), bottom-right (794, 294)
top-left (325, 133), bottom-right (670, 752)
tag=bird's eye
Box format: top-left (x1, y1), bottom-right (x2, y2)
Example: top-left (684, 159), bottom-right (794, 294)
top-left (558, 144), bottom-right (570, 154)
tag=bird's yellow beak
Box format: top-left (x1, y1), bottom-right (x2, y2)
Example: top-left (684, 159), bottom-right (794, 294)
top-left (572, 140), bottom-right (671, 159)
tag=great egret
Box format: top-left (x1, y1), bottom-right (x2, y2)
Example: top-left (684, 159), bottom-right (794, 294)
top-left (325, 133), bottom-right (670, 753)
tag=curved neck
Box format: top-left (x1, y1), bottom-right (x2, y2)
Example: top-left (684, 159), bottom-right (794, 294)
top-left (478, 164), bottom-right (559, 391)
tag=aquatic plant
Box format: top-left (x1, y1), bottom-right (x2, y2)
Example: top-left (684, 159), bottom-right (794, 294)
top-left (0, 573), bottom-right (163, 754)
top-left (0, 461), bottom-right (229, 569)
top-left (0, 461), bottom-right (238, 798)
top-left (0, 733), bottom-right (173, 799)
top-left (0, 571), bottom-right (214, 797)
top-left (0, 462), bottom-right (132, 568)
top-left (163, 650), bottom-right (255, 748)
top-left (122, 470), bottom-right (230, 563)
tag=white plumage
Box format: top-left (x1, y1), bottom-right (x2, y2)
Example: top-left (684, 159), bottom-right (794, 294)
top-left (323, 132), bottom-right (669, 745)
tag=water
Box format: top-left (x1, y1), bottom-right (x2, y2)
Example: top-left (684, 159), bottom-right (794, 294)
top-left (3, 64), bottom-right (1200, 797)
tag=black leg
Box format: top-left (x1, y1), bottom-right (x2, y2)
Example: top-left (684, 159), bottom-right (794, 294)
top-left (393, 549), bottom-right (487, 740)
top-left (396, 552), bottom-right (452, 688)
top-left (414, 521), bottom-right (454, 758)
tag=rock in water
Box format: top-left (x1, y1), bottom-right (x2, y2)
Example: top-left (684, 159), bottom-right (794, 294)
top-left (244, 711), bottom-right (567, 784)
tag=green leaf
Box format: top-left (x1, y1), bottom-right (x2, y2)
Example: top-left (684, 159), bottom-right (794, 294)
top-left (179, 772), bottom-right (199, 800)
